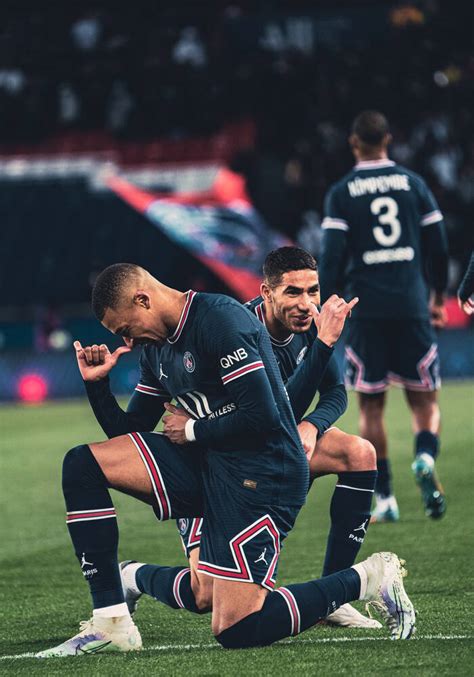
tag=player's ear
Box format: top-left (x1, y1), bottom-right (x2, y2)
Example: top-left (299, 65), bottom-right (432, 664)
top-left (261, 281), bottom-right (272, 301)
top-left (349, 133), bottom-right (358, 150)
top-left (385, 132), bottom-right (393, 147)
top-left (133, 291), bottom-right (150, 309)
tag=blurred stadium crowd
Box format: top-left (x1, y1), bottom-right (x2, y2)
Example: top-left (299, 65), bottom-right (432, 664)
top-left (0, 2), bottom-right (472, 268)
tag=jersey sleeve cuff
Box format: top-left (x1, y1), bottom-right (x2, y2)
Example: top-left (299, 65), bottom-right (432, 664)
top-left (84, 375), bottom-right (110, 394)
top-left (314, 337), bottom-right (335, 353)
top-left (185, 419), bottom-right (196, 442)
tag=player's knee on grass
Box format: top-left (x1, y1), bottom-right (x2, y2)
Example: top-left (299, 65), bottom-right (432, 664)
top-left (345, 436), bottom-right (377, 471)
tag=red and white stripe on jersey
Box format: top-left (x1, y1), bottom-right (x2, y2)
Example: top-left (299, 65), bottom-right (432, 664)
top-left (221, 360), bottom-right (265, 385)
top-left (420, 210), bottom-right (443, 226)
top-left (253, 302), bottom-right (293, 346)
top-left (198, 514), bottom-right (280, 590)
top-left (66, 507), bottom-right (116, 524)
top-left (188, 517), bottom-right (203, 548)
top-left (167, 290), bottom-right (197, 344)
top-left (135, 383), bottom-right (168, 397)
top-left (276, 587), bottom-right (301, 635)
top-left (345, 345), bottom-right (388, 393)
top-left (255, 302), bottom-right (264, 323)
top-left (173, 568), bottom-right (190, 609)
top-left (128, 432), bottom-right (171, 520)
top-left (388, 343), bottom-right (440, 392)
top-left (321, 217), bottom-right (349, 232)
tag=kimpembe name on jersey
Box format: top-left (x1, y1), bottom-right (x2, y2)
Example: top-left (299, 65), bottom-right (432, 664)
top-left (347, 173), bottom-right (410, 197)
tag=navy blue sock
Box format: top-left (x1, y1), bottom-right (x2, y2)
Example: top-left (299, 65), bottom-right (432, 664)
top-left (322, 470), bottom-right (377, 576)
top-left (375, 458), bottom-right (392, 497)
top-left (136, 564), bottom-right (206, 614)
top-left (63, 445), bottom-right (124, 609)
top-left (415, 431), bottom-right (439, 460)
top-left (216, 568), bottom-right (361, 648)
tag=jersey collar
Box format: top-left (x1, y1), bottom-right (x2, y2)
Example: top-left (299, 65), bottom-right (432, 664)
top-left (354, 159), bottom-right (395, 170)
top-left (254, 301), bottom-right (294, 346)
top-left (167, 290), bottom-right (197, 344)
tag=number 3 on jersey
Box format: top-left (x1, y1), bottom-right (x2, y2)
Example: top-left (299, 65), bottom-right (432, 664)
top-left (370, 196), bottom-right (401, 247)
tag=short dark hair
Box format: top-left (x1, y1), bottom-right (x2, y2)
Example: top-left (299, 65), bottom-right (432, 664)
top-left (263, 246), bottom-right (318, 287)
top-left (92, 263), bottom-right (142, 320)
top-left (351, 110), bottom-right (390, 146)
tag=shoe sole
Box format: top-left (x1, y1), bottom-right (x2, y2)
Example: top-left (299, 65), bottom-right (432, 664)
top-left (387, 556), bottom-right (416, 640)
top-left (413, 463), bottom-right (446, 519)
top-left (370, 510), bottom-right (400, 524)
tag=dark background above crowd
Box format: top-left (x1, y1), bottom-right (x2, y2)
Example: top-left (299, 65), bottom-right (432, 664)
top-left (0, 0), bottom-right (472, 308)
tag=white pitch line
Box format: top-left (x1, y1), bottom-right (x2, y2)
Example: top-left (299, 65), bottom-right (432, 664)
top-left (1, 635), bottom-right (472, 661)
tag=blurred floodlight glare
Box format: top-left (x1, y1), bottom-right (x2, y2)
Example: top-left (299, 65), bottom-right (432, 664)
top-left (18, 374), bottom-right (48, 403)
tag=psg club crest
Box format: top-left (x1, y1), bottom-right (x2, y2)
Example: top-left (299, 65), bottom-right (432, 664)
top-left (183, 351), bottom-right (195, 373)
top-left (178, 518), bottom-right (189, 535)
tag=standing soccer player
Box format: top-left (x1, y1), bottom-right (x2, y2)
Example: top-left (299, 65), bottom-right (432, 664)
top-left (320, 110), bottom-right (449, 522)
top-left (36, 264), bottom-right (415, 656)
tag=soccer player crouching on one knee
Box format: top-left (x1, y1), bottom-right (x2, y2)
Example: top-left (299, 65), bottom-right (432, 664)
top-left (36, 262), bottom-right (416, 657)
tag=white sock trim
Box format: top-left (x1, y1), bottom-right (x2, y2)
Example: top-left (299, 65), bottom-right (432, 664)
top-left (93, 602), bottom-right (131, 619)
top-left (351, 563), bottom-right (368, 600)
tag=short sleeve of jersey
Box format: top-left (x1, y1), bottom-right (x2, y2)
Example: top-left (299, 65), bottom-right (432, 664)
top-left (200, 303), bottom-right (265, 386)
top-left (415, 177), bottom-right (443, 227)
top-left (135, 348), bottom-right (169, 399)
top-left (321, 183), bottom-right (349, 233)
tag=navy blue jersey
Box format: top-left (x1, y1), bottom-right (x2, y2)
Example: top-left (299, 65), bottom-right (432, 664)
top-left (245, 296), bottom-right (346, 435)
top-left (320, 159), bottom-right (448, 318)
top-left (136, 291), bottom-right (308, 505)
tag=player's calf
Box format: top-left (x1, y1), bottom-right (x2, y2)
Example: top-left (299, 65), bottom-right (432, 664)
top-left (214, 552), bottom-right (415, 648)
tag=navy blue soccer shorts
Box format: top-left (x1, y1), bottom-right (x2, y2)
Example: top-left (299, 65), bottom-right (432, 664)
top-left (129, 431), bottom-right (303, 590)
top-left (344, 318), bottom-right (440, 394)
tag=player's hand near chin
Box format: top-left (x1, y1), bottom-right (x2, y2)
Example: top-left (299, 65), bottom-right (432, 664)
top-left (73, 340), bottom-right (132, 382)
top-left (298, 420), bottom-right (318, 462)
top-left (313, 294), bottom-right (359, 347)
top-left (163, 402), bottom-right (192, 444)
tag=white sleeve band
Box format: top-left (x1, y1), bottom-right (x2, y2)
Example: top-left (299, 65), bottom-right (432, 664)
top-left (185, 419), bottom-right (196, 442)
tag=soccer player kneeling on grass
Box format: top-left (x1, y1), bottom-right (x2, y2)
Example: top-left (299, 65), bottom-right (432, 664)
top-left (36, 264), bottom-right (416, 657)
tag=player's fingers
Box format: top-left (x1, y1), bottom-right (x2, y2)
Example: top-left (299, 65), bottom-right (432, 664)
top-left (91, 344), bottom-right (100, 363)
top-left (310, 302), bottom-right (320, 317)
top-left (99, 344), bottom-right (109, 363)
top-left (73, 340), bottom-right (83, 352)
top-left (164, 402), bottom-right (179, 413)
top-left (83, 346), bottom-right (93, 365)
top-left (347, 297), bottom-right (359, 311)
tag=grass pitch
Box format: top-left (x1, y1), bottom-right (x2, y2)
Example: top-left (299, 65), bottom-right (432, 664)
top-left (1, 382), bottom-right (473, 675)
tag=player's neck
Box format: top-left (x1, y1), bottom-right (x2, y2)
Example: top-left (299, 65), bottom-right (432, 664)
top-left (160, 287), bottom-right (190, 337)
top-left (356, 149), bottom-right (389, 162)
top-left (262, 302), bottom-right (292, 341)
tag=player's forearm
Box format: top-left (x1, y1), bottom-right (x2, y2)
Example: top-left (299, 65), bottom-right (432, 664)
top-left (193, 373), bottom-right (281, 446)
top-left (303, 384), bottom-right (347, 436)
top-left (423, 221), bottom-right (449, 294)
top-left (84, 377), bottom-right (159, 438)
top-left (286, 338), bottom-right (334, 422)
top-left (458, 252), bottom-right (474, 302)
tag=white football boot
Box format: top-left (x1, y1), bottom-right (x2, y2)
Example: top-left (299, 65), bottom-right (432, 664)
top-left (120, 560), bottom-right (144, 615)
top-left (370, 494), bottom-right (400, 523)
top-left (325, 603), bottom-right (382, 628)
top-left (36, 614), bottom-right (142, 657)
top-left (355, 552), bottom-right (416, 639)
